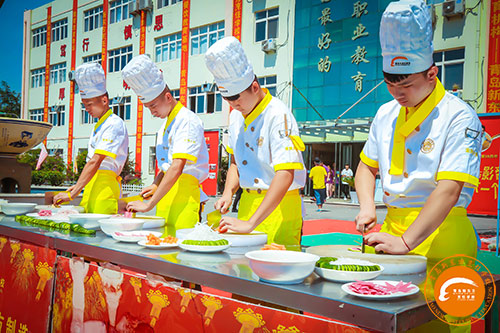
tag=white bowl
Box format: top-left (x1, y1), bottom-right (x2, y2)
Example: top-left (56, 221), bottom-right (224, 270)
top-left (98, 218), bottom-right (146, 236)
top-left (68, 213), bottom-right (111, 229)
top-left (245, 250), bottom-right (319, 284)
top-left (0, 199), bottom-right (8, 213)
top-left (315, 266), bottom-right (384, 283)
top-left (0, 202), bottom-right (37, 216)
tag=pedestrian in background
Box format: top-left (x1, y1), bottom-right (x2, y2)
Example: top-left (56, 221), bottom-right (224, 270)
top-left (309, 157), bottom-right (327, 211)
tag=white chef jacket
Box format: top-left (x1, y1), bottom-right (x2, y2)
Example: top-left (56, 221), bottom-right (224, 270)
top-left (227, 89), bottom-right (306, 190)
top-left (88, 109), bottom-right (129, 175)
top-left (360, 91), bottom-right (482, 208)
top-left (156, 102), bottom-right (209, 183)
top-left (341, 169), bottom-right (354, 185)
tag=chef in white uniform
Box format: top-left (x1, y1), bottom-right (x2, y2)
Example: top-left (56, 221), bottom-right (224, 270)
top-left (206, 37), bottom-right (306, 245)
top-left (122, 55), bottom-right (209, 236)
top-left (53, 63), bottom-right (128, 214)
top-left (355, 2), bottom-right (482, 331)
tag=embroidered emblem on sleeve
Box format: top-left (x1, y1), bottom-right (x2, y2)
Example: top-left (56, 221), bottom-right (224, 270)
top-left (421, 138), bottom-right (435, 154)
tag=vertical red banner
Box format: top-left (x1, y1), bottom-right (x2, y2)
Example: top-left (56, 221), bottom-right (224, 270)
top-left (101, 0), bottom-right (109, 74)
top-left (468, 115), bottom-right (500, 215)
top-left (232, 0), bottom-right (243, 40)
top-left (43, 6), bottom-right (52, 134)
top-left (134, 11), bottom-right (147, 174)
top-left (179, 0), bottom-right (190, 105)
top-left (201, 131), bottom-right (219, 196)
top-left (486, 0), bottom-right (500, 113)
top-left (67, 0), bottom-right (78, 167)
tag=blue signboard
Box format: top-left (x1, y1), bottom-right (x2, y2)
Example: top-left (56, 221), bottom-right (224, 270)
top-left (292, 0), bottom-right (394, 122)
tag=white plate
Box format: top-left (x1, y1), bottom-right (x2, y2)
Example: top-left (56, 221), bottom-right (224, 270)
top-left (138, 239), bottom-right (179, 249)
top-left (315, 266), bottom-right (384, 283)
top-left (341, 280), bottom-right (420, 300)
top-left (179, 242), bottom-right (231, 253)
top-left (1, 202), bottom-right (37, 216)
top-left (112, 230), bottom-right (162, 243)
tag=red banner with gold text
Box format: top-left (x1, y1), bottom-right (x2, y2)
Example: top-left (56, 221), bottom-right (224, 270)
top-left (67, 0), bottom-right (78, 166)
top-left (43, 6), bottom-right (52, 136)
top-left (0, 236), bottom-right (57, 332)
top-left (52, 256), bottom-right (369, 332)
top-left (201, 131), bottom-right (219, 196)
top-left (179, 0), bottom-right (190, 106)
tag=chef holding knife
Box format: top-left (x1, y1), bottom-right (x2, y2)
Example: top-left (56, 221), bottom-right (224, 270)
top-left (356, 0), bottom-right (481, 270)
top-left (53, 63), bottom-right (129, 214)
top-left (205, 37), bottom-right (306, 245)
top-left (122, 55), bottom-right (209, 236)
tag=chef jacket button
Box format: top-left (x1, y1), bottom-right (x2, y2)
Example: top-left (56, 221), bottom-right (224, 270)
top-left (250, 147), bottom-right (254, 151)
top-left (246, 189), bottom-right (250, 193)
top-left (242, 160), bottom-right (248, 165)
top-left (407, 149), bottom-right (412, 154)
top-left (254, 178), bottom-right (259, 184)
top-left (245, 143), bottom-right (250, 147)
top-left (257, 189), bottom-right (262, 194)
top-left (161, 158), bottom-right (165, 161)
top-left (251, 127), bottom-right (255, 132)
top-left (384, 191), bottom-right (390, 196)
top-left (415, 126), bottom-right (420, 132)
top-left (404, 172), bottom-right (409, 178)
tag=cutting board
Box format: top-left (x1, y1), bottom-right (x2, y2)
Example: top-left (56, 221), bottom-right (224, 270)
top-left (306, 245), bottom-right (427, 275)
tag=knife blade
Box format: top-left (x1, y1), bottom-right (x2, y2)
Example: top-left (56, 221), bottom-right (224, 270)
top-left (120, 195), bottom-right (144, 203)
top-left (207, 210), bottom-right (222, 228)
top-left (361, 226), bottom-right (366, 253)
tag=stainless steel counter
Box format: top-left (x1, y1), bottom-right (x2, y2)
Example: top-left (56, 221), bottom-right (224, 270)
top-left (0, 214), bottom-right (497, 332)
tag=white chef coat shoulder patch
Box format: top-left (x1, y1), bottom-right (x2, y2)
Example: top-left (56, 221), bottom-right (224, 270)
top-left (420, 138), bottom-right (435, 154)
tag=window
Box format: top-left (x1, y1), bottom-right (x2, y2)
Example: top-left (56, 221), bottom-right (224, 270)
top-left (108, 45), bottom-right (133, 73)
top-left (149, 146), bottom-right (156, 174)
top-left (81, 104), bottom-right (98, 124)
top-left (155, 33), bottom-right (182, 62)
top-left (188, 85), bottom-right (222, 114)
top-left (50, 63), bottom-right (67, 84)
top-left (255, 7), bottom-right (279, 42)
top-left (29, 109), bottom-right (44, 122)
top-left (171, 89), bottom-right (180, 99)
top-left (78, 148), bottom-right (88, 155)
top-left (31, 68), bottom-right (45, 88)
top-left (32, 26), bottom-right (47, 48)
top-left (110, 0), bottom-right (132, 24)
top-left (83, 53), bottom-right (102, 64)
top-left (49, 105), bottom-right (65, 127)
top-left (191, 21), bottom-right (225, 55)
top-left (157, 0), bottom-right (182, 9)
top-left (48, 148), bottom-right (64, 156)
top-left (111, 96), bottom-right (132, 120)
top-left (258, 76), bottom-right (277, 96)
top-left (433, 48), bottom-right (465, 91)
top-left (52, 18), bottom-right (68, 42)
top-left (84, 6), bottom-right (103, 32)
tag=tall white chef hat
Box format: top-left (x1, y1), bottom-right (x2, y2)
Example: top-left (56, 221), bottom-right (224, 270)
top-left (380, 0), bottom-right (433, 74)
top-left (205, 36), bottom-right (255, 97)
top-left (121, 54), bottom-right (167, 103)
top-left (74, 62), bottom-right (107, 99)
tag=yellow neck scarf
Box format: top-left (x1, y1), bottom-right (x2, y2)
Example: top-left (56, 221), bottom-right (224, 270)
top-left (389, 79), bottom-right (445, 176)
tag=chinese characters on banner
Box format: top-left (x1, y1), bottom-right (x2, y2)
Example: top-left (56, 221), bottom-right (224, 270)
top-left (124, 24), bottom-right (132, 40)
top-left (201, 131), bottom-right (219, 195)
top-left (101, 0), bottom-right (109, 73)
top-left (154, 14), bottom-right (163, 31)
top-left (487, 0), bottom-right (500, 113)
top-left (179, 0), bottom-right (191, 105)
top-left (0, 236), bottom-right (57, 332)
top-left (43, 6), bottom-right (52, 131)
top-left (468, 115), bottom-right (500, 215)
top-left (135, 10), bottom-right (147, 174)
top-left (51, 256), bottom-right (369, 332)
top-left (67, 0), bottom-right (78, 167)
top-left (60, 44), bottom-right (66, 57)
top-left (232, 0), bottom-right (243, 40)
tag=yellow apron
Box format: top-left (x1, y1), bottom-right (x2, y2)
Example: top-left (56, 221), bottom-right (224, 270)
top-left (372, 207), bottom-right (477, 333)
top-left (237, 189), bottom-right (302, 246)
top-left (156, 173), bottom-right (200, 237)
top-left (79, 170), bottom-right (121, 214)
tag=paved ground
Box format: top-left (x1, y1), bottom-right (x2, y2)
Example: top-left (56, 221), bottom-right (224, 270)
top-left (202, 196), bottom-right (498, 235)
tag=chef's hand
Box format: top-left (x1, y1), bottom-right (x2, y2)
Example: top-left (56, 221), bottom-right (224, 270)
top-left (126, 200), bottom-right (151, 213)
top-left (53, 191), bottom-right (71, 205)
top-left (214, 194), bottom-right (232, 214)
top-left (364, 232), bottom-right (409, 255)
top-left (219, 216), bottom-right (255, 234)
top-left (355, 208), bottom-right (377, 233)
top-left (140, 184), bottom-right (157, 199)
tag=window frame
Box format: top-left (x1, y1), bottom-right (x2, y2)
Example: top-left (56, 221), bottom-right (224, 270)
top-left (32, 26), bottom-right (47, 48)
top-left (50, 62), bottom-right (67, 85)
top-left (155, 32), bottom-right (182, 62)
top-left (49, 105), bottom-right (66, 127)
top-left (110, 0), bottom-right (132, 24)
top-left (258, 75), bottom-right (277, 96)
top-left (149, 146), bottom-right (156, 174)
top-left (255, 7), bottom-right (279, 42)
top-left (29, 108), bottom-right (44, 122)
top-left (82, 53), bottom-right (102, 64)
top-left (84, 6), bottom-right (103, 32)
top-left (190, 21), bottom-right (225, 56)
top-left (433, 48), bottom-right (465, 91)
top-left (110, 96), bottom-right (132, 121)
top-left (51, 18), bottom-right (68, 42)
top-left (81, 104), bottom-right (98, 125)
top-left (108, 45), bottom-right (133, 73)
top-left (157, 0), bottom-right (182, 9)
top-left (188, 85), bottom-right (222, 114)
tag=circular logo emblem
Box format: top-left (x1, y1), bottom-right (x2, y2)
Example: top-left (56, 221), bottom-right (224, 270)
top-left (420, 138), bottom-right (435, 154)
top-left (425, 255), bottom-right (496, 326)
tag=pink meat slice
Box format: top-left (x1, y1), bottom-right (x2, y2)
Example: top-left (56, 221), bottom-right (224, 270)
top-left (349, 281), bottom-right (415, 295)
top-left (38, 209), bottom-right (52, 216)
